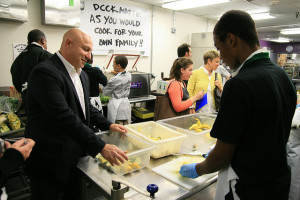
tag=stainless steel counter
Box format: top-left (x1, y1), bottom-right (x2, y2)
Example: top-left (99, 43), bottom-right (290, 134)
top-left (129, 95), bottom-right (156, 104)
top-left (102, 95), bottom-right (156, 107)
top-left (77, 134), bottom-right (217, 200)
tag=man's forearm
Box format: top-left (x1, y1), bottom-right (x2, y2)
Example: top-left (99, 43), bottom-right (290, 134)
top-left (195, 139), bottom-right (236, 176)
top-left (196, 154), bottom-right (230, 175)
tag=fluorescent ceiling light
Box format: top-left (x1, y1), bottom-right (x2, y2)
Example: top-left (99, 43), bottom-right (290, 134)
top-left (251, 12), bottom-right (275, 20)
top-left (269, 37), bottom-right (291, 43)
top-left (162, 0), bottom-right (230, 10)
top-left (281, 28), bottom-right (300, 35)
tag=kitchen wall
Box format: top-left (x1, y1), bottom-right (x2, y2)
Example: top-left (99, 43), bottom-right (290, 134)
top-left (260, 40), bottom-right (300, 54)
top-left (0, 0), bottom-right (216, 90)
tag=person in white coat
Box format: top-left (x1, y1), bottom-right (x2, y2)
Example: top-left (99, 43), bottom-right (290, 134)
top-left (287, 105), bottom-right (300, 200)
top-left (215, 63), bottom-right (231, 86)
top-left (103, 55), bottom-right (131, 124)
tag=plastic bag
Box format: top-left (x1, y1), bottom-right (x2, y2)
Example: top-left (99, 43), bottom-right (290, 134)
top-left (0, 96), bottom-right (21, 113)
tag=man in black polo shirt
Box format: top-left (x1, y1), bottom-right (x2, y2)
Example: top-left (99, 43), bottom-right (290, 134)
top-left (179, 10), bottom-right (296, 200)
top-left (83, 52), bottom-right (108, 130)
top-left (10, 29), bottom-right (53, 108)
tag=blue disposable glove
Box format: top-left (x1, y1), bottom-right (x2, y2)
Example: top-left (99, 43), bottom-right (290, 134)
top-left (179, 163), bottom-right (199, 179)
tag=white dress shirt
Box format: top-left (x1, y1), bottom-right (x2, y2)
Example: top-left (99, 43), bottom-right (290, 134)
top-left (231, 49), bottom-right (264, 78)
top-left (200, 66), bottom-right (215, 113)
top-left (56, 52), bottom-right (86, 118)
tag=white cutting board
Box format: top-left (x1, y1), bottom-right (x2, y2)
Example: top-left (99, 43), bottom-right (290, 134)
top-left (152, 156), bottom-right (217, 190)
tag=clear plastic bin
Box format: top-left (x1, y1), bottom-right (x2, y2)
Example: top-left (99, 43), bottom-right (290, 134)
top-left (125, 121), bottom-right (186, 158)
top-left (96, 131), bottom-right (155, 175)
top-left (157, 113), bottom-right (217, 153)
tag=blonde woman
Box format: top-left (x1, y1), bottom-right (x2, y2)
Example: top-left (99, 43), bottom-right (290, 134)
top-left (187, 50), bottom-right (222, 113)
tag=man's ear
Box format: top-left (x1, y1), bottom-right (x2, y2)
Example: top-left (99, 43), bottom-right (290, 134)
top-left (65, 38), bottom-right (72, 48)
top-left (40, 38), bottom-right (45, 45)
top-left (227, 33), bottom-right (237, 47)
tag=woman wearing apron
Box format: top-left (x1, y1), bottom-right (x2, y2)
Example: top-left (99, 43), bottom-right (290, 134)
top-left (167, 57), bottom-right (205, 114)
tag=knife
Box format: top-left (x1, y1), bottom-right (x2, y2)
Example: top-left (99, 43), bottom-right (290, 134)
top-left (172, 152), bottom-right (207, 157)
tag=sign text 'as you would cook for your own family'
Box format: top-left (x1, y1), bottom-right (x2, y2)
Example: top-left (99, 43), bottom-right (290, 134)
top-left (80, 0), bottom-right (151, 55)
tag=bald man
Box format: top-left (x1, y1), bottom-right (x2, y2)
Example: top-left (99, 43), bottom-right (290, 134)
top-left (25, 29), bottom-right (129, 200)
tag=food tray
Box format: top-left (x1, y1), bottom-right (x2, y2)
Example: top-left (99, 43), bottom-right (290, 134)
top-left (125, 121), bottom-right (187, 158)
top-left (96, 131), bottom-right (155, 175)
top-left (157, 113), bottom-right (217, 152)
top-left (0, 114), bottom-right (25, 138)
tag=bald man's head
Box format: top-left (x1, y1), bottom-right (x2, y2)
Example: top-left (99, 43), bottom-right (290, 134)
top-left (59, 28), bottom-right (93, 69)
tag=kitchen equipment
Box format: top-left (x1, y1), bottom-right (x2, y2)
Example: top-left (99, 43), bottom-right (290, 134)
top-left (172, 151), bottom-right (206, 157)
top-left (131, 106), bottom-right (154, 119)
top-left (96, 131), bottom-right (155, 175)
top-left (129, 72), bottom-right (152, 98)
top-left (157, 113), bottom-right (217, 152)
top-left (111, 177), bottom-right (159, 200)
top-left (125, 121), bottom-right (186, 158)
top-left (152, 156), bottom-right (217, 190)
top-left (102, 50), bottom-right (153, 98)
top-left (41, 0), bottom-right (80, 27)
top-left (0, 0), bottom-right (28, 22)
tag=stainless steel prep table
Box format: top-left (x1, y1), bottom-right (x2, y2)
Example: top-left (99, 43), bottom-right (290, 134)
top-left (77, 134), bottom-right (217, 200)
top-left (102, 95), bottom-right (156, 107)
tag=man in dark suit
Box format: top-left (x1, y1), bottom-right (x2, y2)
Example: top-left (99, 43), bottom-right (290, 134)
top-left (25, 29), bottom-right (128, 200)
top-left (10, 29), bottom-right (53, 108)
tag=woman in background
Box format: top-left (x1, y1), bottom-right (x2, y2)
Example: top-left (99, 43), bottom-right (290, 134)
top-left (187, 50), bottom-right (222, 113)
top-left (167, 57), bottom-right (204, 114)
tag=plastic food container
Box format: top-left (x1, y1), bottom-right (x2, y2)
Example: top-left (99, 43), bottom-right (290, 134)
top-left (125, 121), bottom-right (187, 158)
top-left (157, 113), bottom-right (217, 152)
top-left (96, 131), bottom-right (155, 175)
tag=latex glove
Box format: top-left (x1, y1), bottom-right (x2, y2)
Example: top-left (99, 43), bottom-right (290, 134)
top-left (179, 163), bottom-right (199, 179)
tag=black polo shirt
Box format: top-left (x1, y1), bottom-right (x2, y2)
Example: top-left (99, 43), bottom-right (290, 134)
top-left (82, 64), bottom-right (107, 97)
top-left (211, 56), bottom-right (296, 200)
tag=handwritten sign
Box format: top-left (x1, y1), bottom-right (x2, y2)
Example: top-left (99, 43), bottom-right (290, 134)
top-left (12, 43), bottom-right (27, 60)
top-left (80, 0), bottom-right (151, 56)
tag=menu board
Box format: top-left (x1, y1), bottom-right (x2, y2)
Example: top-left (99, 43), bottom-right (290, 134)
top-left (80, 0), bottom-right (151, 56)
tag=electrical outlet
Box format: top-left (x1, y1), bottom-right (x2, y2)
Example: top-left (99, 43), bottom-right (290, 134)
top-left (171, 27), bottom-right (176, 33)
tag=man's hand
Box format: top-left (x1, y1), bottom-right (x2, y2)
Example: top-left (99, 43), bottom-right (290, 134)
top-left (179, 163), bottom-right (199, 179)
top-left (7, 138), bottom-right (35, 161)
top-left (101, 144), bottom-right (128, 166)
top-left (109, 124), bottom-right (127, 134)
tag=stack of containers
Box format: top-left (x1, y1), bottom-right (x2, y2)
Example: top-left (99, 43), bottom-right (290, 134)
top-left (157, 113), bottom-right (217, 153)
top-left (125, 121), bottom-right (186, 158)
top-left (96, 131), bottom-right (155, 175)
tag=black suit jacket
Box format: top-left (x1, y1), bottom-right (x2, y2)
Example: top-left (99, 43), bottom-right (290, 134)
top-left (25, 54), bottom-right (112, 184)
